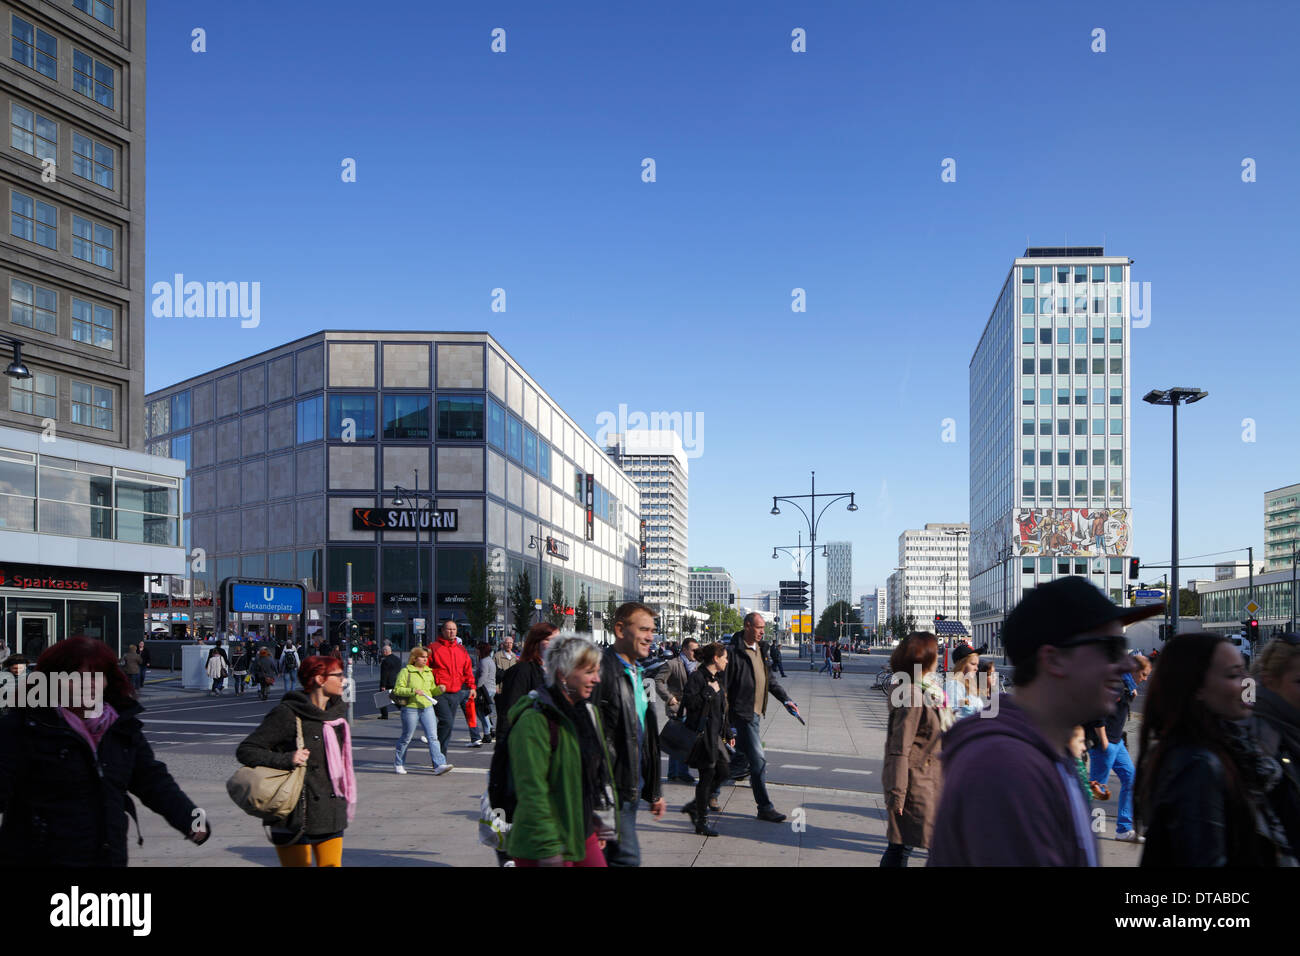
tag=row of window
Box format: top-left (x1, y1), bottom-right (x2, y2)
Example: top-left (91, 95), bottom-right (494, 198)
top-left (1024, 448), bottom-right (1124, 467)
top-left (1022, 296), bottom-right (1123, 315)
top-left (10, 190), bottom-right (114, 268)
top-left (73, 0), bottom-right (116, 29)
top-left (9, 373), bottom-right (113, 429)
top-left (1023, 479), bottom-right (1123, 498)
top-left (1022, 266), bottom-right (1124, 284)
top-left (1024, 327), bottom-right (1122, 344)
top-left (1025, 357), bottom-right (1123, 376)
top-left (10, 103), bottom-right (116, 188)
top-left (1023, 556), bottom-right (1127, 575)
top-left (1023, 418), bottom-right (1124, 436)
top-left (12, 15), bottom-right (116, 108)
top-left (8, 277), bottom-right (114, 347)
top-left (486, 397), bottom-right (553, 483)
top-left (1023, 388), bottom-right (1123, 406)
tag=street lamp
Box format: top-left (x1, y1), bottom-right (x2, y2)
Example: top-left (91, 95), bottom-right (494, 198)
top-left (770, 471), bottom-right (857, 664)
top-left (773, 530), bottom-right (815, 656)
top-left (4, 338), bottom-right (31, 380)
top-left (527, 521), bottom-right (548, 627)
top-left (392, 468), bottom-right (435, 644)
top-left (944, 528), bottom-right (968, 625)
top-left (1143, 387), bottom-right (1208, 639)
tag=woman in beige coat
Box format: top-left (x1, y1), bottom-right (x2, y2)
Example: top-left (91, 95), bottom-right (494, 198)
top-left (881, 631), bottom-right (952, 866)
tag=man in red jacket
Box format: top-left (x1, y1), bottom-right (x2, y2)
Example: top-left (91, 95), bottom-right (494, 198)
top-left (430, 620), bottom-right (479, 754)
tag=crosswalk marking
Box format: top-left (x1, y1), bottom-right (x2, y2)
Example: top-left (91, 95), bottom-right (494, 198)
top-left (831, 768), bottom-right (873, 775)
top-left (780, 764), bottom-right (821, 770)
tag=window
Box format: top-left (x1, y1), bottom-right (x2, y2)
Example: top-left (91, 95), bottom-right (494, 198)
top-left (146, 399), bottom-right (168, 437)
top-left (1057, 388), bottom-right (1069, 405)
top-left (1075, 479), bottom-right (1087, 496)
top-left (1057, 450), bottom-right (1069, 466)
top-left (1022, 329), bottom-right (1035, 344)
top-left (1057, 267), bottom-right (1069, 284)
top-left (381, 395), bottom-right (429, 440)
top-left (1039, 419), bottom-right (1052, 435)
top-left (171, 433), bottom-right (191, 469)
top-left (1109, 388), bottom-right (1122, 405)
top-left (487, 398), bottom-right (505, 450)
top-left (72, 50), bottom-right (114, 109)
top-left (1110, 357), bottom-right (1122, 374)
top-left (1091, 266), bottom-right (1105, 281)
top-left (1074, 296), bottom-right (1087, 314)
top-left (73, 0), bottom-right (115, 28)
top-left (1039, 557), bottom-right (1052, 574)
top-left (1057, 480), bottom-right (1069, 497)
top-left (1072, 328), bottom-right (1085, 345)
top-left (1022, 388), bottom-right (1034, 405)
top-left (1039, 267), bottom-right (1052, 283)
top-left (1055, 328), bottom-right (1069, 344)
top-left (1109, 418), bottom-right (1123, 435)
top-left (10, 105), bottom-right (56, 161)
top-left (1092, 358), bottom-right (1104, 374)
top-left (10, 279), bottom-right (57, 335)
top-left (1039, 359), bottom-right (1051, 374)
top-left (1092, 418), bottom-right (1105, 435)
top-left (1092, 326), bottom-right (1105, 343)
top-left (1058, 560), bottom-right (1070, 575)
top-left (1109, 266), bottom-right (1122, 282)
top-left (1039, 296), bottom-right (1052, 314)
top-left (1039, 480), bottom-right (1052, 498)
top-left (1074, 419), bottom-right (1087, 435)
top-left (1109, 327), bottom-right (1122, 343)
top-left (296, 395), bottom-right (323, 443)
top-left (1075, 449), bottom-right (1087, 465)
top-left (1039, 328), bottom-right (1051, 344)
top-left (1022, 358), bottom-right (1034, 375)
top-left (71, 297), bottom-right (114, 349)
top-left (11, 190), bottom-right (56, 249)
top-left (1109, 479), bottom-right (1122, 497)
top-left (538, 440), bottom-right (550, 481)
top-left (1022, 297), bottom-right (1034, 314)
top-left (1022, 450), bottom-right (1034, 465)
top-left (71, 381), bottom-right (112, 430)
top-left (1058, 418), bottom-right (1069, 435)
top-left (1022, 419), bottom-right (1034, 435)
top-left (506, 414), bottom-right (522, 461)
top-left (10, 371), bottom-right (56, 417)
top-left (523, 426), bottom-right (537, 471)
top-left (436, 395), bottom-right (484, 441)
top-left (1023, 558), bottom-right (1036, 574)
top-left (1022, 480), bottom-right (1034, 498)
top-left (1021, 267), bottom-right (1035, 284)
top-left (1109, 449), bottom-right (1123, 466)
top-left (1039, 449), bottom-right (1051, 465)
top-left (11, 16), bottom-right (57, 79)
top-left (72, 132), bottom-right (114, 189)
top-left (1075, 267), bottom-right (1087, 283)
top-left (72, 216), bottom-right (114, 268)
top-left (1039, 388), bottom-right (1051, 405)
top-left (1109, 558), bottom-right (1124, 574)
top-left (327, 394), bottom-right (376, 440)
top-left (1057, 358), bottom-right (1069, 374)
top-left (1074, 388), bottom-right (1086, 404)
top-left (1092, 448), bottom-right (1105, 465)
top-left (171, 391), bottom-right (190, 430)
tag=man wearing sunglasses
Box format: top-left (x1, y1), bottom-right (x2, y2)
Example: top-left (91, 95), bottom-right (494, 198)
top-left (929, 576), bottom-right (1163, 866)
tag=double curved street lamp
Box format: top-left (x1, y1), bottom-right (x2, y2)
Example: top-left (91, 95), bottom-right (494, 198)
top-left (770, 470), bottom-right (857, 659)
top-left (392, 468), bottom-right (435, 641)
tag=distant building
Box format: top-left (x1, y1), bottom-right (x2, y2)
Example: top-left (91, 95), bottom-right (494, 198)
top-left (825, 541), bottom-right (852, 607)
top-left (890, 523), bottom-right (969, 628)
top-left (689, 566), bottom-right (736, 608)
top-left (1215, 560), bottom-right (1267, 581)
top-left (1265, 482), bottom-right (1299, 573)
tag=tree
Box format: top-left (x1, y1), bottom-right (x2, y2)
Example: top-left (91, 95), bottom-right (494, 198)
top-left (575, 590), bottom-right (591, 632)
top-left (465, 557), bottom-right (496, 645)
top-left (701, 602), bottom-right (743, 641)
top-left (606, 593), bottom-right (618, 629)
top-left (681, 615), bottom-right (698, 636)
top-left (816, 600), bottom-right (861, 642)
top-left (547, 578), bottom-right (566, 629)
top-left (1179, 587), bottom-right (1199, 618)
top-left (508, 569), bottom-right (533, 639)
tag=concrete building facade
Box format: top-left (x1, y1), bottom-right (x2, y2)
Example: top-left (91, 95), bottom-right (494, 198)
top-left (825, 540), bottom-right (852, 608)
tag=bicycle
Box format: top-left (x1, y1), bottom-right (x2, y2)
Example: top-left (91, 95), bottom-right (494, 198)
top-left (873, 666), bottom-right (894, 690)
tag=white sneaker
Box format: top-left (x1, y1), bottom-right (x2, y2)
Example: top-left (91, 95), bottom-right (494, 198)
top-left (433, 764), bottom-right (454, 775)
top-left (1115, 830), bottom-right (1144, 843)
top-left (420, 735), bottom-right (428, 743)
top-left (470, 740), bottom-right (483, 748)
top-left (394, 764), bottom-right (407, 774)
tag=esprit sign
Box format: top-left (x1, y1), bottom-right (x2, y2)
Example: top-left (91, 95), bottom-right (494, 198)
top-left (352, 508), bottom-right (459, 532)
top-left (0, 570), bottom-right (90, 591)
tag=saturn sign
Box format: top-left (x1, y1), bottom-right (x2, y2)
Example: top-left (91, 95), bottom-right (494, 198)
top-left (351, 508), bottom-right (459, 532)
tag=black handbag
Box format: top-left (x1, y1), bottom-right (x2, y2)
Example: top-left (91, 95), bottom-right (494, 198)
top-left (658, 716), bottom-right (701, 761)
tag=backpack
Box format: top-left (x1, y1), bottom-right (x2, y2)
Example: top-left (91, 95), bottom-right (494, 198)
top-left (480, 701), bottom-right (559, 850)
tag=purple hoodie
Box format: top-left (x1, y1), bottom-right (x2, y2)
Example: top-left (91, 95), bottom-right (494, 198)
top-left (928, 697), bottom-right (1097, 866)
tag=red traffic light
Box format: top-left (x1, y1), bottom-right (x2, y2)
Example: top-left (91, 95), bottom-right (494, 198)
top-left (1128, 558), bottom-right (1140, 580)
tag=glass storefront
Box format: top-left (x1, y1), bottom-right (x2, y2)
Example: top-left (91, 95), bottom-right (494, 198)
top-left (0, 562), bottom-right (135, 657)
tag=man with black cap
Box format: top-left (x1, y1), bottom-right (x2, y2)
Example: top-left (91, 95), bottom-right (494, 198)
top-left (928, 576), bottom-right (1163, 866)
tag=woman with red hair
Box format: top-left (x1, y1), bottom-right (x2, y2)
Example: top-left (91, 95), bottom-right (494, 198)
top-left (236, 655), bottom-right (356, 866)
top-left (0, 636), bottom-right (210, 866)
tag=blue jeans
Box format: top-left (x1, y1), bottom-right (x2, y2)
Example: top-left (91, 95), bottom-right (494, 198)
top-left (667, 752), bottom-right (691, 779)
top-left (819, 658), bottom-right (833, 674)
top-left (395, 705), bottom-right (447, 768)
top-left (603, 803), bottom-right (641, 867)
top-left (727, 713), bottom-right (773, 811)
top-left (1090, 739), bottom-right (1135, 834)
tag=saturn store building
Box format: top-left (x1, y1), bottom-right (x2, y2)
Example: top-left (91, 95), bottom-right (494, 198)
top-left (143, 331), bottom-right (644, 649)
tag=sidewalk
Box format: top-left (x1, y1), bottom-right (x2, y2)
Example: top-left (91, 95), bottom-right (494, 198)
top-left (128, 656), bottom-right (1140, 867)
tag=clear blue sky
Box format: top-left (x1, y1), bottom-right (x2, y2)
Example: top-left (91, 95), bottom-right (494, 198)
top-left (144, 0), bottom-right (1300, 608)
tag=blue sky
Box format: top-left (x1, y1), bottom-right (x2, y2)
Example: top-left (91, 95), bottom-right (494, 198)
top-left (144, 0), bottom-right (1300, 607)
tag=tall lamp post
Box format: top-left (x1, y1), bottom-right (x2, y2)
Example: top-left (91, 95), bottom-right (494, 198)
top-left (392, 468), bottom-right (435, 645)
top-left (773, 530), bottom-right (815, 657)
top-left (944, 528), bottom-right (969, 624)
top-left (995, 544), bottom-right (1013, 659)
top-left (1143, 387), bottom-right (1208, 639)
top-left (527, 521), bottom-right (547, 627)
top-left (771, 471), bottom-right (857, 667)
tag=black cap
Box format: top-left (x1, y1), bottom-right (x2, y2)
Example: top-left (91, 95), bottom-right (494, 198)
top-left (952, 642), bottom-right (988, 665)
top-left (1004, 576), bottom-right (1164, 666)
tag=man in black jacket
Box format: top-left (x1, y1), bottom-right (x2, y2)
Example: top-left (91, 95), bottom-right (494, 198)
top-left (726, 613), bottom-right (800, 822)
top-left (378, 642), bottom-right (402, 719)
top-left (593, 601), bottom-right (665, 866)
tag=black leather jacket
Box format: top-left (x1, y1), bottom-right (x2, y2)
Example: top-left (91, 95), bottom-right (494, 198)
top-left (724, 632), bottom-right (790, 724)
top-left (593, 646), bottom-right (661, 805)
top-left (1141, 744), bottom-right (1277, 867)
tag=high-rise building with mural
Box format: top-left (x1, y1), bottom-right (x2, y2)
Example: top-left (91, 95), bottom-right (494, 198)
top-left (969, 247), bottom-right (1135, 654)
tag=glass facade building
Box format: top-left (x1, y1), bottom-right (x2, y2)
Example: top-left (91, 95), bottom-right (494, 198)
top-left (1265, 483), bottom-right (1299, 574)
top-left (969, 249), bottom-right (1134, 652)
top-left (143, 332), bottom-right (642, 648)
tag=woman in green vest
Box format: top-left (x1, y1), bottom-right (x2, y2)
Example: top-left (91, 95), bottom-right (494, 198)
top-left (393, 646), bottom-right (452, 775)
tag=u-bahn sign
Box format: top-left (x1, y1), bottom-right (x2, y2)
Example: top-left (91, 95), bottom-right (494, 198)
top-left (352, 508), bottom-right (459, 531)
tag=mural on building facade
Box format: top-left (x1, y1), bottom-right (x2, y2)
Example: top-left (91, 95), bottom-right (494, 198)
top-left (1013, 509), bottom-right (1130, 557)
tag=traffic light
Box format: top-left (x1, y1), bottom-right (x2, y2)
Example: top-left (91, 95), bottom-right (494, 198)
top-left (1128, 558), bottom-right (1140, 580)
top-left (934, 614), bottom-right (946, 623)
top-left (1247, 619), bottom-right (1260, 643)
top-left (348, 620), bottom-right (361, 655)
top-left (1158, 623), bottom-right (1171, 642)
top-left (728, 593), bottom-right (735, 606)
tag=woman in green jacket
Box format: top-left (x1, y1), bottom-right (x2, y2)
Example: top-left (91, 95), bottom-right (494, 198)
top-left (392, 646), bottom-right (452, 775)
top-left (507, 635), bottom-right (617, 867)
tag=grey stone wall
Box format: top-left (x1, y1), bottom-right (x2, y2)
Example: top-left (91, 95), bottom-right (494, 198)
top-left (436, 446), bottom-right (483, 491)
top-left (329, 445), bottom-right (375, 490)
top-left (267, 453), bottom-right (294, 499)
top-left (242, 458), bottom-right (266, 503)
top-left (216, 374), bottom-right (239, 418)
top-left (267, 355), bottom-right (294, 403)
top-left (267, 404), bottom-right (293, 451)
top-left (296, 344), bottom-right (323, 394)
top-left (297, 447), bottom-right (324, 495)
top-left (438, 344), bottom-right (484, 389)
top-left (328, 343), bottom-right (376, 388)
top-left (241, 366), bottom-right (265, 410)
top-left (216, 420), bottom-right (239, 462)
top-left (241, 412), bottom-right (265, 457)
top-left (242, 506), bottom-right (267, 550)
top-left (383, 344), bottom-right (429, 388)
top-left (297, 495), bottom-right (324, 545)
top-left (192, 425), bottom-right (213, 468)
top-left (192, 382), bottom-right (213, 424)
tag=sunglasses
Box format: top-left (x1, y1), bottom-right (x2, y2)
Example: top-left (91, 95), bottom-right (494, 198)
top-left (325, 672), bottom-right (345, 679)
top-left (1055, 635), bottom-right (1127, 663)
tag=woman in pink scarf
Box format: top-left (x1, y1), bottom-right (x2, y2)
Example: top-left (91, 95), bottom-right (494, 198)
top-left (236, 655), bottom-right (356, 866)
